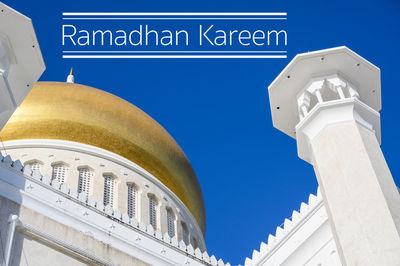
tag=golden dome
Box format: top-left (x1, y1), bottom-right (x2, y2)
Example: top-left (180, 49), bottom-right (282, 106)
top-left (0, 81), bottom-right (205, 233)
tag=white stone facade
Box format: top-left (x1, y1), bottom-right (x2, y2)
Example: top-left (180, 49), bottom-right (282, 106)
top-left (245, 190), bottom-right (342, 266)
top-left (267, 47), bottom-right (400, 265)
top-left (1, 138), bottom-right (205, 252)
top-left (2, 3), bottom-right (400, 263)
top-left (0, 150), bottom-right (229, 266)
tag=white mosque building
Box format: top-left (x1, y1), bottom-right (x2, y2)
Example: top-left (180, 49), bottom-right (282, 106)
top-left (1, 2), bottom-right (400, 266)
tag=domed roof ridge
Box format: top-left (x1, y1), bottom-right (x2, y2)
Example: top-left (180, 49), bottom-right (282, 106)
top-left (0, 81), bottom-right (205, 233)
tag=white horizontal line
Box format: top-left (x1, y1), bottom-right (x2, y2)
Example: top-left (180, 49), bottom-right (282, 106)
top-left (62, 50), bottom-right (287, 53)
top-left (63, 55), bottom-right (287, 59)
top-left (62, 12), bottom-right (287, 16)
top-left (62, 17), bottom-right (287, 20)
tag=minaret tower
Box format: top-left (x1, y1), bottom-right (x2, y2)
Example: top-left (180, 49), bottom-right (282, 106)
top-left (268, 47), bottom-right (400, 265)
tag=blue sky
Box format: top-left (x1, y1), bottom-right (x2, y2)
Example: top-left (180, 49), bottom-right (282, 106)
top-left (4, 0), bottom-right (400, 264)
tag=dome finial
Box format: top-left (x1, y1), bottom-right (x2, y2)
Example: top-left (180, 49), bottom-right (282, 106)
top-left (67, 68), bottom-right (74, 83)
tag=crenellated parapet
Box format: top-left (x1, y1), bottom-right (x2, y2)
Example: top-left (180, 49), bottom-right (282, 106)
top-left (0, 138), bottom-right (206, 252)
top-left (244, 189), bottom-right (328, 266)
top-left (0, 152), bottom-right (229, 266)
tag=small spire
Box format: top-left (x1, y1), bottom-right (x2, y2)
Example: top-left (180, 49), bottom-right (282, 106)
top-left (67, 67), bottom-right (74, 83)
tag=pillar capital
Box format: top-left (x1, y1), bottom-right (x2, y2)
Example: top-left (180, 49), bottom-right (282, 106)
top-left (296, 97), bottom-right (380, 163)
top-left (268, 46), bottom-right (381, 163)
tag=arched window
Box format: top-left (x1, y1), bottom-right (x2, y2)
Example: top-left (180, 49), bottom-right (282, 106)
top-left (149, 196), bottom-right (158, 229)
top-left (167, 208), bottom-right (175, 237)
top-left (181, 222), bottom-right (189, 245)
top-left (103, 175), bottom-right (117, 208)
top-left (78, 168), bottom-right (93, 197)
top-left (25, 160), bottom-right (42, 172)
top-left (127, 184), bottom-right (138, 219)
top-left (52, 163), bottom-right (68, 184)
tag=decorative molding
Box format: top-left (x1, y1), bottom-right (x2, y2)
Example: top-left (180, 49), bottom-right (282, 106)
top-left (244, 189), bottom-right (324, 266)
top-left (2, 139), bottom-right (205, 248)
top-left (0, 152), bottom-right (229, 266)
top-left (296, 74), bottom-right (359, 121)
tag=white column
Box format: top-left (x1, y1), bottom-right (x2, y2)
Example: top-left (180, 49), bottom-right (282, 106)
top-left (268, 47), bottom-right (400, 266)
top-left (299, 99), bottom-right (400, 265)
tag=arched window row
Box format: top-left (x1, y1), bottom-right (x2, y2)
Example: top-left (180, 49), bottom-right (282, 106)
top-left (24, 160), bottom-right (200, 248)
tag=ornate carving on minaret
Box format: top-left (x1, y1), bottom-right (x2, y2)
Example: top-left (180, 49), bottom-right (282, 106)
top-left (268, 47), bottom-right (400, 266)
